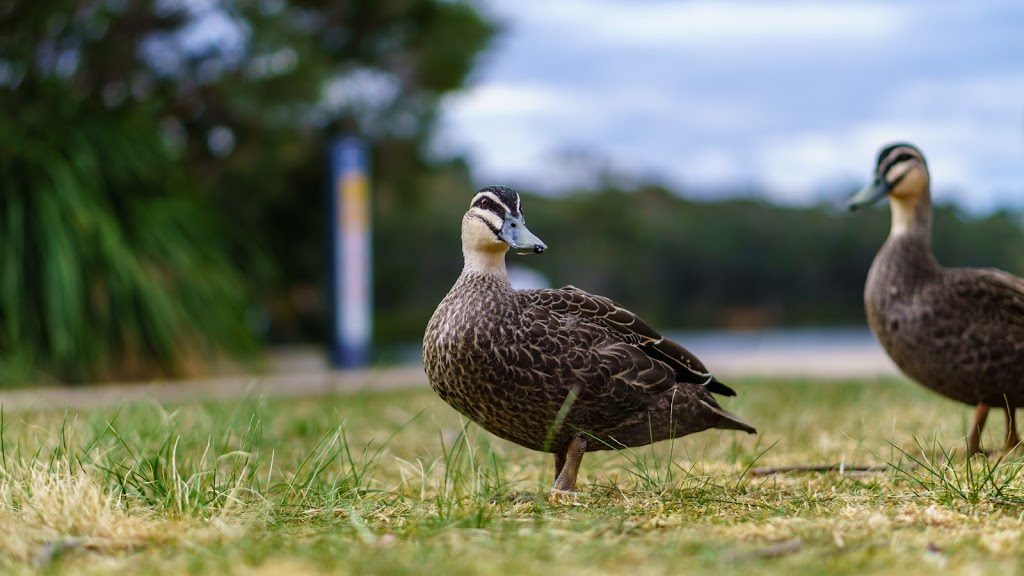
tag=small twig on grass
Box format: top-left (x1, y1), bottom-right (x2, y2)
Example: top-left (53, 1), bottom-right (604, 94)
top-left (33, 537), bottom-right (151, 569)
top-left (987, 497), bottom-right (1024, 506)
top-left (749, 464), bottom-right (889, 476)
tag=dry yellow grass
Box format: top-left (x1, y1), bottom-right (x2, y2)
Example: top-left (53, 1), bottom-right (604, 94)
top-left (1, 377), bottom-right (1023, 574)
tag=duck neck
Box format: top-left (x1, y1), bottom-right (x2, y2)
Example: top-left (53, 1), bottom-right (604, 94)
top-left (461, 245), bottom-right (511, 283)
top-left (879, 189), bottom-right (940, 280)
top-left (888, 190), bottom-right (932, 244)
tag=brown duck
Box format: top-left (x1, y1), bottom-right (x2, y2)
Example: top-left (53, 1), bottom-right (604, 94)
top-left (848, 143), bottom-right (1024, 455)
top-left (423, 186), bottom-right (756, 492)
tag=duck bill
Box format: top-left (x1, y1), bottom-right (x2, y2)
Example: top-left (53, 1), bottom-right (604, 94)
top-left (498, 214), bottom-right (547, 254)
top-left (846, 178), bottom-right (890, 212)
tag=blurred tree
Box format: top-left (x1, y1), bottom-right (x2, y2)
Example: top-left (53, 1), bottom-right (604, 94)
top-left (0, 0), bottom-right (496, 382)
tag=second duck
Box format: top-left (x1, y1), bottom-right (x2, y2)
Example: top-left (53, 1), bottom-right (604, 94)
top-left (848, 143), bottom-right (1024, 455)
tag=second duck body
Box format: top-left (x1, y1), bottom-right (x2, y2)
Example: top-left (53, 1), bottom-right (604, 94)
top-left (849, 143), bottom-right (1024, 454)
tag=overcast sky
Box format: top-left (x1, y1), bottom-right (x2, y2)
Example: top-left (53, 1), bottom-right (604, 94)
top-left (436, 1), bottom-right (1024, 212)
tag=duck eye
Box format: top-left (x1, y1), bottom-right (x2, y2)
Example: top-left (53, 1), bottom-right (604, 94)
top-left (479, 198), bottom-right (490, 208)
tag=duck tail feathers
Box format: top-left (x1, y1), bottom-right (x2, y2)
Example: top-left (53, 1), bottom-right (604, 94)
top-left (713, 408), bottom-right (757, 434)
top-left (704, 376), bottom-right (736, 397)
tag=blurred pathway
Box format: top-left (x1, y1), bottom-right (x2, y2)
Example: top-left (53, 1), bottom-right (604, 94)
top-left (701, 347), bottom-right (901, 381)
top-left (0, 350), bottom-right (426, 413)
top-left (0, 344), bottom-right (902, 412)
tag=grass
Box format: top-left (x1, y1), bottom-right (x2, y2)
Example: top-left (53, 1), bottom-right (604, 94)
top-left (2, 377), bottom-right (1024, 574)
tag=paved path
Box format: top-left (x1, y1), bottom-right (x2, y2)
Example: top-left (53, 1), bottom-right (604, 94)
top-left (0, 346), bottom-right (902, 412)
top-left (0, 362), bottom-right (427, 413)
top-left (701, 347), bottom-right (901, 381)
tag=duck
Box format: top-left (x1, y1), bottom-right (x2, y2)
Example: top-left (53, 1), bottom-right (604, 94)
top-left (848, 143), bottom-right (1024, 455)
top-left (423, 185), bottom-right (756, 492)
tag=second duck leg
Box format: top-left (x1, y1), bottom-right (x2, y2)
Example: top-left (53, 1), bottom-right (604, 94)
top-left (968, 403), bottom-right (989, 456)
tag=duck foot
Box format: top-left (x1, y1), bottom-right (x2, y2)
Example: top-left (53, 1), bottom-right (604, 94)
top-left (489, 492), bottom-right (544, 505)
top-left (933, 445), bottom-right (989, 463)
top-left (965, 403), bottom-right (1022, 458)
top-left (1000, 440), bottom-right (1022, 457)
top-left (548, 488), bottom-right (585, 502)
top-left (488, 490), bottom-right (585, 504)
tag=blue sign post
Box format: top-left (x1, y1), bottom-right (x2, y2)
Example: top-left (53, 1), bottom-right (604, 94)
top-left (328, 137), bottom-right (372, 368)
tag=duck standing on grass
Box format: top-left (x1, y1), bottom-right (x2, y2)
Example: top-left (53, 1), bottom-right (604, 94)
top-left (848, 143), bottom-right (1024, 455)
top-left (423, 186), bottom-right (756, 493)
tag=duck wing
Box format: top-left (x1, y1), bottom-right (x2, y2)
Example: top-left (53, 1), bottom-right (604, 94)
top-left (522, 285), bottom-right (737, 397)
top-left (948, 268), bottom-right (1024, 329)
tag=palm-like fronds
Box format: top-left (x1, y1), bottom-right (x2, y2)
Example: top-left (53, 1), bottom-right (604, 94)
top-left (0, 103), bottom-right (255, 384)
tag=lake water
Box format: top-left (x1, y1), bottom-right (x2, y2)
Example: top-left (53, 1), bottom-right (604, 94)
top-left (666, 326), bottom-right (880, 357)
top-left (383, 325), bottom-right (897, 379)
top-left (663, 326), bottom-right (898, 379)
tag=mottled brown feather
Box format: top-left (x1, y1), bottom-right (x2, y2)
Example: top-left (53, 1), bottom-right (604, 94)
top-left (424, 274), bottom-right (755, 455)
top-left (866, 242), bottom-right (1024, 408)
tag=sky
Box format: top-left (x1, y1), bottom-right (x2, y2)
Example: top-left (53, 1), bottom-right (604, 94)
top-left (436, 1), bottom-right (1024, 212)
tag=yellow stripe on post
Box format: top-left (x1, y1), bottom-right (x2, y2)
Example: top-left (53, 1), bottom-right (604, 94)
top-left (329, 137), bottom-right (372, 368)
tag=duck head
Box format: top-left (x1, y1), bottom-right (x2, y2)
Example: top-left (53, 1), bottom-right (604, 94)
top-left (461, 186), bottom-right (546, 272)
top-left (847, 143), bottom-right (931, 236)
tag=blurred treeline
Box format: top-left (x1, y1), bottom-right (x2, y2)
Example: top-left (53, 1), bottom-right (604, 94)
top-left (2, 2), bottom-right (1023, 384)
top-left (388, 182), bottom-right (1024, 345)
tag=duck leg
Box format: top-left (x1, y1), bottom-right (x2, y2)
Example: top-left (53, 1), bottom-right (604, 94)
top-left (554, 452), bottom-right (566, 483)
top-left (1003, 406), bottom-right (1020, 453)
top-left (552, 435), bottom-right (587, 492)
top-left (968, 403), bottom-right (989, 456)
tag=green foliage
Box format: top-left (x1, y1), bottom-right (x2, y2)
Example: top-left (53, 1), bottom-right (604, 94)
top-left (0, 103), bottom-right (254, 383)
top-left (0, 1), bottom-right (497, 379)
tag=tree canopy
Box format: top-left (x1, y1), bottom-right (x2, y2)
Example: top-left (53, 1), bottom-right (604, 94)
top-left (0, 0), bottom-right (496, 382)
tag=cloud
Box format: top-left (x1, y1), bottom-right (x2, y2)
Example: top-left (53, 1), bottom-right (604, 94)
top-left (437, 83), bottom-right (599, 180)
top-left (438, 1), bottom-right (1024, 211)
top-left (685, 147), bottom-right (746, 187)
top-left (508, 1), bottom-right (909, 47)
top-left (752, 117), bottom-right (1021, 209)
top-left (445, 83), bottom-right (583, 119)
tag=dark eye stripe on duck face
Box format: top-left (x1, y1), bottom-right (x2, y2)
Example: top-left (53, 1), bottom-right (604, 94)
top-left (469, 186), bottom-right (523, 235)
top-left (473, 186), bottom-right (521, 217)
top-left (469, 192), bottom-right (510, 235)
top-left (877, 144), bottom-right (925, 187)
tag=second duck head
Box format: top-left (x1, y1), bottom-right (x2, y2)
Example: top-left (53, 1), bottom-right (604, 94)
top-left (847, 143), bottom-right (931, 236)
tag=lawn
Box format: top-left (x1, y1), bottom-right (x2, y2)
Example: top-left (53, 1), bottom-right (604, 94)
top-left (1, 376), bottom-right (1023, 575)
